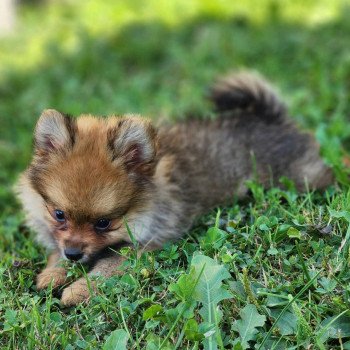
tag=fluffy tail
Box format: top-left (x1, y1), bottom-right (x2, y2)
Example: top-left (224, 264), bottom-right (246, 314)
top-left (209, 71), bottom-right (287, 124)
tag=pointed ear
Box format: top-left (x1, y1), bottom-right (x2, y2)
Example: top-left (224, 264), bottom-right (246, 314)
top-left (34, 109), bottom-right (76, 153)
top-left (108, 116), bottom-right (158, 175)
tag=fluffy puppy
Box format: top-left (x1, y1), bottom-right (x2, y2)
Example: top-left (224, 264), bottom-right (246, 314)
top-left (16, 72), bottom-right (333, 306)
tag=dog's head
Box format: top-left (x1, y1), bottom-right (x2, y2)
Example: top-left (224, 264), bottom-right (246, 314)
top-left (27, 109), bottom-right (158, 262)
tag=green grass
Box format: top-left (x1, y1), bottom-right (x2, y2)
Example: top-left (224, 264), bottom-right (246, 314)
top-left (1, 0), bottom-right (350, 349)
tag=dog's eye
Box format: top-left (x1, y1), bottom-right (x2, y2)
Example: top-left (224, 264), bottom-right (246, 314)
top-left (54, 209), bottom-right (65, 222)
top-left (94, 218), bottom-right (111, 232)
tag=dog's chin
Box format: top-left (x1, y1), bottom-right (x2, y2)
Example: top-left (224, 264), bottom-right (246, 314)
top-left (78, 255), bottom-right (90, 264)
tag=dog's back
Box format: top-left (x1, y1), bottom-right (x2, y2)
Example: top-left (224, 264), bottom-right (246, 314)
top-left (157, 72), bottom-right (333, 214)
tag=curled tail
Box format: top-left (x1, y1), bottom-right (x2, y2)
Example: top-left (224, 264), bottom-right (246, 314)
top-left (209, 71), bottom-right (287, 124)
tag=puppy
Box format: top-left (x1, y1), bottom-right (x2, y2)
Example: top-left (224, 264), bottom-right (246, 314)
top-left (16, 72), bottom-right (333, 306)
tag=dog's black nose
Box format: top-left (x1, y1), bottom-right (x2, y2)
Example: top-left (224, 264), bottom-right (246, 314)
top-left (64, 248), bottom-right (83, 261)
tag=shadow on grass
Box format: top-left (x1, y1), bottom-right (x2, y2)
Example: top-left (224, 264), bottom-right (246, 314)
top-left (0, 11), bottom-right (350, 212)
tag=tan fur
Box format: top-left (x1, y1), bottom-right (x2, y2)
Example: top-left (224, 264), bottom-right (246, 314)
top-left (17, 72), bottom-right (334, 305)
top-left (60, 252), bottom-right (127, 306)
top-left (36, 250), bottom-right (67, 289)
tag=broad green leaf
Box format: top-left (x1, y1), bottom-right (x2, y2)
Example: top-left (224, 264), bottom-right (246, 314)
top-left (317, 277), bottom-right (337, 294)
top-left (232, 341), bottom-right (244, 350)
top-left (287, 227), bottom-right (301, 239)
top-left (76, 340), bottom-right (87, 349)
top-left (255, 216), bottom-right (270, 229)
top-left (328, 209), bottom-right (350, 222)
top-left (201, 227), bottom-right (228, 250)
top-left (164, 307), bottom-right (179, 324)
top-left (229, 281), bottom-right (246, 298)
top-left (184, 319), bottom-right (205, 341)
top-left (146, 334), bottom-right (173, 350)
top-left (3, 309), bottom-right (18, 331)
top-left (168, 266), bottom-right (197, 302)
top-left (103, 329), bottom-right (129, 350)
top-left (50, 312), bottom-right (62, 323)
top-left (191, 254), bottom-right (232, 350)
top-left (267, 247), bottom-right (279, 255)
top-left (269, 309), bottom-right (297, 336)
top-left (319, 315), bottom-right (350, 342)
top-left (232, 304), bottom-right (266, 349)
top-left (143, 304), bottom-right (163, 321)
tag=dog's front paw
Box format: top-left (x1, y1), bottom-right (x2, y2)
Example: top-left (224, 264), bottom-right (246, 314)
top-left (60, 278), bottom-right (95, 307)
top-left (36, 267), bottom-right (67, 290)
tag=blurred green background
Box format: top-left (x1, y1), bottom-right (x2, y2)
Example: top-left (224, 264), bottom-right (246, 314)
top-left (1, 0), bottom-right (350, 213)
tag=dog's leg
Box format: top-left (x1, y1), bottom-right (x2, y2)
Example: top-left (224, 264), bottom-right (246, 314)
top-left (60, 249), bottom-right (130, 306)
top-left (36, 250), bottom-right (67, 290)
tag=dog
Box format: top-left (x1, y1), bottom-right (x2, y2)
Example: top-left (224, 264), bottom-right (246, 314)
top-left (16, 72), bottom-right (333, 306)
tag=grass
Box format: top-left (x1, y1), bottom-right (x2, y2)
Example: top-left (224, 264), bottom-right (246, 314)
top-left (1, 0), bottom-right (350, 348)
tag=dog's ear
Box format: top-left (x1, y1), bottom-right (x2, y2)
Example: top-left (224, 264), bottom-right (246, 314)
top-left (108, 116), bottom-right (158, 175)
top-left (34, 109), bottom-right (76, 154)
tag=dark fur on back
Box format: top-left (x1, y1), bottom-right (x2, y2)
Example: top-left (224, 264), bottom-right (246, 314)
top-left (209, 71), bottom-right (287, 124)
top-left (156, 72), bottom-right (333, 227)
